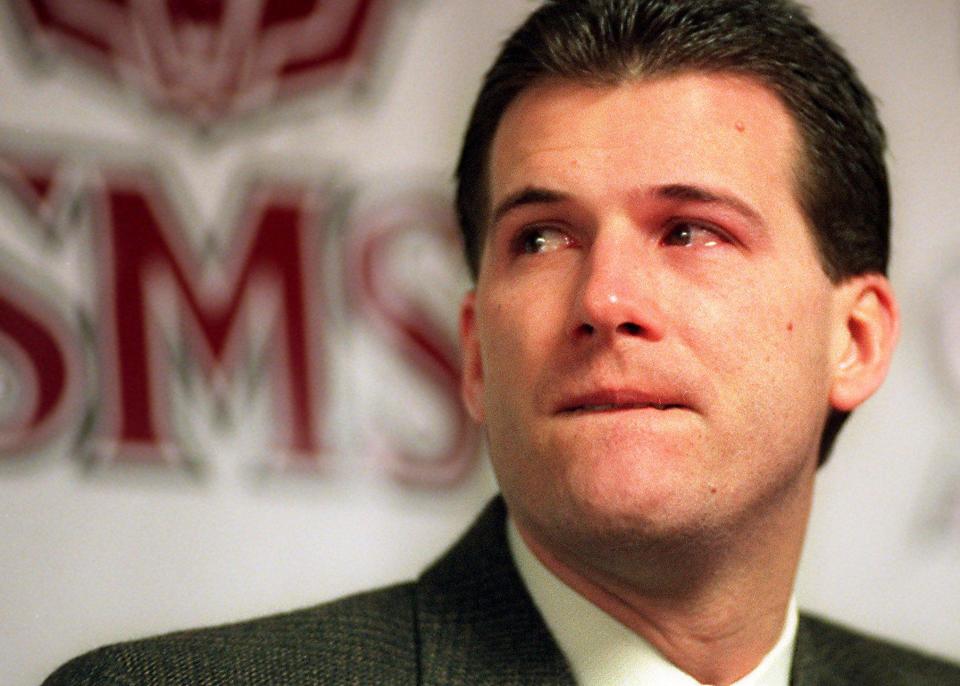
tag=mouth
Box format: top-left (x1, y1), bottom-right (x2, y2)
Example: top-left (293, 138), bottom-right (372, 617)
top-left (556, 391), bottom-right (688, 415)
top-left (564, 402), bottom-right (682, 413)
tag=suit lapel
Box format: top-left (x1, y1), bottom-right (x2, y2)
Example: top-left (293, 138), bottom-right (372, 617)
top-left (790, 615), bottom-right (853, 686)
top-left (413, 501), bottom-right (958, 685)
top-left (415, 497), bottom-right (576, 685)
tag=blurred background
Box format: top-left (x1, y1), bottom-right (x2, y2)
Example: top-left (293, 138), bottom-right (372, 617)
top-left (0, 1), bottom-right (958, 684)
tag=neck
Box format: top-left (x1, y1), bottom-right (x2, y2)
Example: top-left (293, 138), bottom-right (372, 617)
top-left (513, 482), bottom-right (812, 685)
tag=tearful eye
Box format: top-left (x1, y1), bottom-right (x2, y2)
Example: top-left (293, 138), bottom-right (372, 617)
top-left (663, 221), bottom-right (725, 248)
top-left (516, 227), bottom-right (571, 254)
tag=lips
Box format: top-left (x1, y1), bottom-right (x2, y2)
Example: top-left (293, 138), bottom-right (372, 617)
top-left (571, 402), bottom-right (678, 412)
top-left (557, 390), bottom-right (686, 414)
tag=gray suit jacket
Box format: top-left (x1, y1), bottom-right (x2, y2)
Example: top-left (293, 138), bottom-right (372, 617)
top-left (45, 497), bottom-right (960, 685)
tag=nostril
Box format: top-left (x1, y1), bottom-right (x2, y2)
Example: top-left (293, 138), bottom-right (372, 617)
top-left (617, 322), bottom-right (643, 336)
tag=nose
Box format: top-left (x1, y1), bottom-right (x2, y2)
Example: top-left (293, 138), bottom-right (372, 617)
top-left (571, 229), bottom-right (666, 342)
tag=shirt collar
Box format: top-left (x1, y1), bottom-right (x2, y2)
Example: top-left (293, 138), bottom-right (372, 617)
top-left (507, 518), bottom-right (798, 686)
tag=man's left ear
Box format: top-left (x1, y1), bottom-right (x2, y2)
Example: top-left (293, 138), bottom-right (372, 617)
top-left (828, 273), bottom-right (900, 412)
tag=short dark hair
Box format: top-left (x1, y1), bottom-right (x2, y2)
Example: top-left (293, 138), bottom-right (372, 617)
top-left (454, 0), bottom-right (890, 464)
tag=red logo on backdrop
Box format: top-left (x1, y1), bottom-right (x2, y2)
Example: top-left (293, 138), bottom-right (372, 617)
top-left (0, 149), bottom-right (478, 484)
top-left (16, 0), bottom-right (383, 122)
top-left (1, 0), bottom-right (481, 484)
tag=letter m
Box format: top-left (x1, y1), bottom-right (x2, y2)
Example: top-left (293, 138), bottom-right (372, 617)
top-left (93, 170), bottom-right (325, 467)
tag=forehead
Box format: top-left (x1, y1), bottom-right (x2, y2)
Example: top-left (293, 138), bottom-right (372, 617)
top-left (488, 73), bottom-right (805, 229)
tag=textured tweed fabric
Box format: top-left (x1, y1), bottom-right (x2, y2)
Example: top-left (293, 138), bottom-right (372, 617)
top-left (44, 497), bottom-right (960, 685)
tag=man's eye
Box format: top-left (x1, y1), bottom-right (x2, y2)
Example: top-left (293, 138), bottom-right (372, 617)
top-left (662, 221), bottom-right (725, 248)
top-left (515, 227), bottom-right (571, 254)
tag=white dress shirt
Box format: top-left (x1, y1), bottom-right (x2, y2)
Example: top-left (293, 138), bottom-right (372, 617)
top-left (507, 519), bottom-right (798, 686)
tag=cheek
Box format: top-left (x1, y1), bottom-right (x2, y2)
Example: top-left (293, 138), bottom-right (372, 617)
top-left (476, 297), bottom-right (536, 405)
top-left (479, 281), bottom-right (561, 358)
top-left (728, 291), bottom-right (835, 425)
top-left (691, 282), bottom-right (831, 390)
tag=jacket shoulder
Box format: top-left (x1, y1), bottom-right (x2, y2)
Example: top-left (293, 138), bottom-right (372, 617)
top-left (795, 613), bottom-right (960, 685)
top-left (43, 583), bottom-right (419, 686)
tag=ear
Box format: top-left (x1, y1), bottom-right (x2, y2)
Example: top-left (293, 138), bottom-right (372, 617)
top-left (459, 290), bottom-right (485, 423)
top-left (828, 274), bottom-right (900, 412)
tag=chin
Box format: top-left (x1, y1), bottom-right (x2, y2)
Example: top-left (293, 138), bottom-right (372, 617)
top-left (515, 470), bottom-right (713, 555)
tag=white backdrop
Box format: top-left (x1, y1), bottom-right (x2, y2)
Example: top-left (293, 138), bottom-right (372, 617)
top-left (1, 2), bottom-right (958, 685)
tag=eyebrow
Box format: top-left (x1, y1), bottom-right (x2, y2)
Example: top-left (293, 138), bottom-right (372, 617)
top-left (491, 186), bottom-right (570, 226)
top-left (653, 184), bottom-right (764, 226)
top-left (489, 183), bottom-right (765, 228)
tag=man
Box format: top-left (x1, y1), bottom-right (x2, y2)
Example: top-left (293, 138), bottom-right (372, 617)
top-left (45, 1), bottom-right (960, 684)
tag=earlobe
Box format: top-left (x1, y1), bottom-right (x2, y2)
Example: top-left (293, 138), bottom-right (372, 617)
top-left (829, 274), bottom-right (900, 412)
top-left (459, 291), bottom-right (485, 423)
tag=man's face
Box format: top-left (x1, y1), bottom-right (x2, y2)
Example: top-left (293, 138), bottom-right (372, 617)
top-left (460, 73), bottom-right (861, 552)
